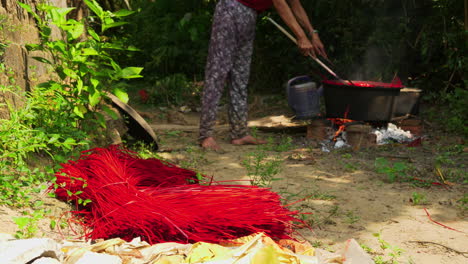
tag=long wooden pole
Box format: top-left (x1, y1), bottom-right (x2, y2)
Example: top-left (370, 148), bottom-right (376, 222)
top-left (267, 17), bottom-right (344, 81)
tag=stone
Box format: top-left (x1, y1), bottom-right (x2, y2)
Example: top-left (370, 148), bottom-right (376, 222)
top-left (0, 238), bottom-right (61, 264)
top-left (75, 251), bottom-right (122, 264)
top-left (31, 257), bottom-right (61, 264)
top-left (306, 119), bottom-right (329, 140)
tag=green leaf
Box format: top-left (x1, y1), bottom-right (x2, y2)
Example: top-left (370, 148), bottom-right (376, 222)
top-left (13, 217), bottom-right (30, 229)
top-left (83, 0), bottom-right (104, 18)
top-left (50, 7), bottom-right (75, 26)
top-left (110, 60), bottom-right (121, 72)
top-left (33, 200), bottom-right (44, 208)
top-left (113, 88), bottom-right (129, 103)
top-left (90, 78), bottom-right (99, 89)
top-left (88, 91), bottom-right (101, 107)
top-left (102, 43), bottom-right (126, 50)
top-left (87, 28), bottom-right (100, 41)
top-left (32, 57), bottom-right (52, 65)
top-left (113, 9), bottom-right (135, 17)
top-left (126, 45), bottom-right (140, 52)
top-left (77, 79), bottom-right (83, 93)
top-left (63, 138), bottom-right (76, 146)
top-left (18, 2), bottom-right (42, 23)
top-left (82, 48), bottom-right (99, 56)
top-left (26, 44), bottom-right (42, 51)
top-left (50, 220), bottom-right (56, 230)
top-left (120, 67), bottom-right (143, 79)
top-left (73, 105), bottom-right (86, 118)
top-left (63, 68), bottom-right (79, 79)
top-left (102, 21), bottom-right (128, 31)
top-left (102, 105), bottom-right (119, 120)
top-left (47, 134), bottom-right (60, 144)
top-left (68, 23), bottom-right (84, 40)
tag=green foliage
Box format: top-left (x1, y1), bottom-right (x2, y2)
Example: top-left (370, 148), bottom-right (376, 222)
top-left (345, 210), bottom-right (360, 224)
top-left (0, 0), bottom-right (140, 208)
top-left (14, 201), bottom-right (49, 238)
top-left (373, 233), bottom-right (404, 264)
top-left (119, 0), bottom-right (213, 105)
top-left (457, 193), bottom-right (468, 215)
top-left (178, 145), bottom-right (209, 171)
top-left (262, 135), bottom-right (295, 152)
top-left (0, 68), bottom-right (85, 207)
top-left (109, 0), bottom-right (466, 119)
top-left (147, 73), bottom-right (197, 106)
top-left (374, 157), bottom-right (409, 183)
top-left (242, 148), bottom-right (283, 187)
top-left (425, 88), bottom-right (468, 136)
top-left (410, 192), bottom-right (428, 205)
top-left (306, 204), bottom-right (341, 227)
top-left (19, 0), bottom-right (141, 130)
top-left (432, 144), bottom-right (467, 184)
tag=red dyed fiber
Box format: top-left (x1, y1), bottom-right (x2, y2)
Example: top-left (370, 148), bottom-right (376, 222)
top-left (54, 145), bottom-right (300, 244)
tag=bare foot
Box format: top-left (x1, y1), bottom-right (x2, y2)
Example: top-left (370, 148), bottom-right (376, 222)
top-left (200, 137), bottom-right (223, 152)
top-left (231, 135), bottom-right (267, 145)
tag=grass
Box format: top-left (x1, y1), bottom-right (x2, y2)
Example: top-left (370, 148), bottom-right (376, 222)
top-left (410, 192), bottom-right (428, 205)
top-left (457, 193), bottom-right (468, 215)
top-left (345, 210), bottom-right (361, 224)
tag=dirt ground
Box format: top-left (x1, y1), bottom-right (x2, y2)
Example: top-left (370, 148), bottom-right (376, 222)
top-left (1, 100), bottom-right (466, 264)
top-left (145, 102), bottom-right (467, 264)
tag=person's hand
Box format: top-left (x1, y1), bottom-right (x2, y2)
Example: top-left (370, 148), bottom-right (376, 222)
top-left (311, 33), bottom-right (328, 59)
top-left (297, 36), bottom-right (315, 57)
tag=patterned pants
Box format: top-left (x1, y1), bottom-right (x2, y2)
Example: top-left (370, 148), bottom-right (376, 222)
top-left (199, 0), bottom-right (257, 140)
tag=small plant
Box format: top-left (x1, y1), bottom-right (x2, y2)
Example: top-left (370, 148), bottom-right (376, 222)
top-left (360, 243), bottom-right (374, 254)
top-left (242, 149), bottom-right (283, 187)
top-left (457, 193), bottom-right (468, 215)
top-left (131, 141), bottom-right (162, 160)
top-left (345, 210), bottom-right (361, 224)
top-left (311, 240), bottom-right (323, 248)
top-left (262, 135), bottom-right (294, 152)
top-left (374, 157), bottom-right (409, 183)
top-left (13, 201), bottom-right (49, 238)
top-left (344, 162), bottom-right (359, 172)
top-left (373, 233), bottom-right (404, 264)
top-left (307, 204), bottom-right (341, 227)
top-left (165, 130), bottom-right (183, 137)
top-left (410, 192), bottom-right (428, 205)
top-left (179, 145), bottom-right (209, 171)
top-left (342, 153), bottom-right (353, 159)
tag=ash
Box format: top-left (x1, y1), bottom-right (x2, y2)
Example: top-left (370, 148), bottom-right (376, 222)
top-left (373, 123), bottom-right (414, 144)
top-left (320, 133), bottom-right (350, 152)
top-left (319, 123), bottom-right (414, 152)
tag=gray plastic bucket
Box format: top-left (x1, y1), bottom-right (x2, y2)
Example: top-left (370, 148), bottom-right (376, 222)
top-left (287, 76), bottom-right (322, 120)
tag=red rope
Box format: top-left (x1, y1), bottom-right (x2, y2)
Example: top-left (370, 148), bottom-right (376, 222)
top-left (423, 208), bottom-right (464, 233)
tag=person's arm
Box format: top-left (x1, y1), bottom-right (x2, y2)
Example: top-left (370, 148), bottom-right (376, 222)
top-left (287, 0), bottom-right (327, 58)
top-left (271, 0), bottom-right (314, 56)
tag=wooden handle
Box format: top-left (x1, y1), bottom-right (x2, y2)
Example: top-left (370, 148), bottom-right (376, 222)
top-left (267, 17), bottom-right (343, 81)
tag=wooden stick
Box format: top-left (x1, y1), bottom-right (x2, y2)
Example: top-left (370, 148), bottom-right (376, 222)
top-left (407, 241), bottom-right (468, 257)
top-left (267, 17), bottom-right (343, 81)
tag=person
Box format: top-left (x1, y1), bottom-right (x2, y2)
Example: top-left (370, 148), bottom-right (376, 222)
top-left (199, 0), bottom-right (327, 151)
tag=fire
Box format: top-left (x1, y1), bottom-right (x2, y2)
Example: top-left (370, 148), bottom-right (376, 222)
top-left (328, 107), bottom-right (353, 140)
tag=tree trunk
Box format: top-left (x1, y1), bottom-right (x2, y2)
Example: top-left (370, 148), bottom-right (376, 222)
top-left (0, 0), bottom-right (67, 119)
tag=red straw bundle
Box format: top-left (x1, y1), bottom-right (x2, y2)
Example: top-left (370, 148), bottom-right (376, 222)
top-left (54, 145), bottom-right (300, 244)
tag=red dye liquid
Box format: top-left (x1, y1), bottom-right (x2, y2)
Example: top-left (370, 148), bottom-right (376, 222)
top-left (323, 77), bottom-right (403, 88)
